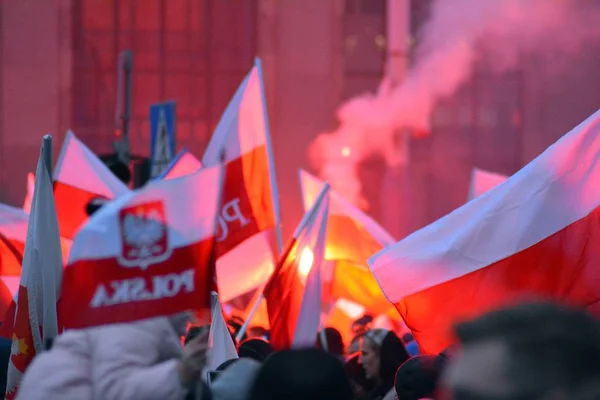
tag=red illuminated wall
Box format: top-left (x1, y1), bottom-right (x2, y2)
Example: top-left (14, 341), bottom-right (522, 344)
top-left (71, 0), bottom-right (256, 158)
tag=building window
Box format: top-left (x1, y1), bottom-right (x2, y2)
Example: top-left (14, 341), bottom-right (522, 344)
top-left (342, 0), bottom-right (386, 100)
top-left (72, 0), bottom-right (256, 156)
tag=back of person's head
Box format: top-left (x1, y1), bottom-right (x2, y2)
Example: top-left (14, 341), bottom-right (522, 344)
top-left (227, 318), bottom-right (245, 342)
top-left (402, 332), bottom-right (414, 343)
top-left (247, 326), bottom-right (268, 340)
top-left (249, 348), bottom-right (354, 400)
top-left (448, 301), bottom-right (600, 398)
top-left (108, 161), bottom-right (131, 185)
top-left (316, 327), bottom-right (345, 357)
top-left (237, 338), bottom-right (274, 362)
top-left (210, 359), bottom-right (261, 400)
top-left (352, 314), bottom-right (373, 335)
top-left (395, 355), bottom-right (446, 400)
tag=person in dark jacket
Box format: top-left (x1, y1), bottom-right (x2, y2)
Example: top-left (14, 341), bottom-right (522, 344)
top-left (249, 348), bottom-right (354, 400)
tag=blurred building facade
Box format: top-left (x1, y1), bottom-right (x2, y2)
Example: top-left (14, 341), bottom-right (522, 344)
top-left (2, 0), bottom-right (600, 239)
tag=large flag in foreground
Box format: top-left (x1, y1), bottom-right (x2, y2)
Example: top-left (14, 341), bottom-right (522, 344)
top-left (4, 142), bottom-right (64, 399)
top-left (202, 59), bottom-right (281, 301)
top-left (158, 148), bottom-right (202, 181)
top-left (467, 168), bottom-right (508, 201)
top-left (60, 164), bottom-right (224, 329)
top-left (369, 110), bottom-right (600, 354)
top-left (53, 131), bottom-right (129, 239)
top-left (299, 170), bottom-right (393, 313)
top-left (264, 185), bottom-right (329, 350)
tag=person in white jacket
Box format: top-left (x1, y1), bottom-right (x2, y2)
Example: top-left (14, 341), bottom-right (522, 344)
top-left (17, 314), bottom-right (207, 400)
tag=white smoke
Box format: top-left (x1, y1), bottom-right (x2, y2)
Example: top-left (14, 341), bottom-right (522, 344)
top-left (309, 0), bottom-right (600, 207)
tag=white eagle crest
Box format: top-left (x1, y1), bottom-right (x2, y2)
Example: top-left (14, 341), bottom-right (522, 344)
top-left (121, 209), bottom-right (167, 267)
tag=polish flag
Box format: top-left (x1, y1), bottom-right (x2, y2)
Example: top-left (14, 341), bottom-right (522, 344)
top-left (202, 59), bottom-right (281, 301)
top-left (467, 168), bottom-right (508, 201)
top-left (60, 163), bottom-right (224, 329)
top-left (157, 148), bottom-right (202, 181)
top-left (53, 130), bottom-right (129, 239)
top-left (205, 292), bottom-right (238, 371)
top-left (4, 142), bottom-right (64, 399)
top-left (299, 170), bottom-right (394, 314)
top-left (0, 204), bottom-right (71, 334)
top-left (369, 109), bottom-right (600, 354)
top-left (264, 184), bottom-right (329, 350)
top-left (0, 205), bottom-right (27, 317)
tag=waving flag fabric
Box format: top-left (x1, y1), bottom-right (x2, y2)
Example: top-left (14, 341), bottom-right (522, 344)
top-left (265, 185), bottom-right (329, 350)
top-left (369, 109), bottom-right (600, 354)
top-left (206, 292), bottom-right (238, 371)
top-left (202, 59), bottom-right (281, 301)
top-left (5, 143), bottom-right (64, 399)
top-left (467, 168), bottom-right (508, 201)
top-left (60, 164), bottom-right (224, 329)
top-left (300, 170), bottom-right (393, 314)
top-left (53, 131), bottom-right (129, 239)
top-left (158, 148), bottom-right (202, 181)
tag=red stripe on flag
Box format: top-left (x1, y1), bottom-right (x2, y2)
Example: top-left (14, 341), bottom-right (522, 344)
top-left (397, 207), bottom-right (600, 354)
top-left (216, 145), bottom-right (275, 257)
top-left (264, 238), bottom-right (303, 350)
top-left (0, 235), bottom-right (23, 276)
top-left (53, 181), bottom-right (100, 240)
top-left (60, 238), bottom-right (215, 329)
top-left (7, 285), bottom-right (35, 373)
top-left (0, 301), bottom-right (16, 339)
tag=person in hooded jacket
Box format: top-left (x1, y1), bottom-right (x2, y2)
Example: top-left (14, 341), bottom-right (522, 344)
top-left (16, 314), bottom-right (208, 400)
top-left (359, 328), bottom-right (410, 400)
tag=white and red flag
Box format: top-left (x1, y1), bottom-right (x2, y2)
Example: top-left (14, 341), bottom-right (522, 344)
top-left (53, 130), bottom-right (129, 239)
top-left (0, 205), bottom-right (28, 317)
top-left (4, 141), bottom-right (64, 399)
top-left (467, 167), bottom-right (508, 201)
top-left (202, 58), bottom-right (282, 301)
top-left (299, 170), bottom-right (394, 314)
top-left (158, 148), bottom-right (202, 181)
top-left (206, 292), bottom-right (238, 371)
top-left (264, 184), bottom-right (329, 350)
top-left (60, 163), bottom-right (224, 329)
top-left (369, 109), bottom-right (600, 354)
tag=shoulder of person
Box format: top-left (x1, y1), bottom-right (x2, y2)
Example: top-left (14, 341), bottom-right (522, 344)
top-left (382, 388), bottom-right (396, 400)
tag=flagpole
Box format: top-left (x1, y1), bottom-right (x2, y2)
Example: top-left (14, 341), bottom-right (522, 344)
top-left (235, 184), bottom-right (331, 342)
top-left (255, 57), bottom-right (283, 254)
top-left (42, 134), bottom-right (52, 178)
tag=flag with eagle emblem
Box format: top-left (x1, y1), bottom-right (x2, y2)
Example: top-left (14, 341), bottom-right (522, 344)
top-left (60, 163), bottom-right (224, 329)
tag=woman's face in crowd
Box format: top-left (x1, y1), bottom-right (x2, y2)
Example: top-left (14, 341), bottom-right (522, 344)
top-left (359, 337), bottom-right (380, 380)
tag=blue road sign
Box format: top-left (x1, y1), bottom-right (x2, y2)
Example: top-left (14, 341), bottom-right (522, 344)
top-left (150, 101), bottom-right (176, 178)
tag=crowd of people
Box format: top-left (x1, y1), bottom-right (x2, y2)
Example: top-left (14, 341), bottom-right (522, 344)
top-left (0, 300), bottom-right (597, 399)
